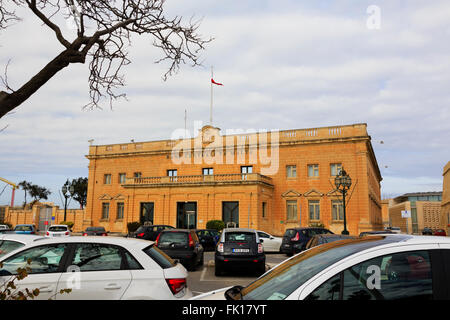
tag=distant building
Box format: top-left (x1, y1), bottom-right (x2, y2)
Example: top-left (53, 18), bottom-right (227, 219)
top-left (441, 162), bottom-right (450, 233)
top-left (389, 192), bottom-right (442, 234)
top-left (84, 123), bottom-right (383, 235)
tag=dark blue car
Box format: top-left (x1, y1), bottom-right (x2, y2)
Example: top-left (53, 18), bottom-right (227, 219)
top-left (14, 224), bottom-right (37, 235)
top-left (281, 227), bottom-right (333, 256)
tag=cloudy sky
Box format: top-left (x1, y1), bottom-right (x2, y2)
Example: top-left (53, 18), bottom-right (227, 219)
top-left (0, 0), bottom-right (449, 207)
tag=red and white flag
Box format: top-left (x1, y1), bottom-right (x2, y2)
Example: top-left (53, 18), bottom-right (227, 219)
top-left (211, 78), bottom-right (223, 86)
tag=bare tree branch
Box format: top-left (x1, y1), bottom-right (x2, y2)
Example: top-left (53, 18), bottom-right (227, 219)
top-left (0, 0), bottom-right (213, 118)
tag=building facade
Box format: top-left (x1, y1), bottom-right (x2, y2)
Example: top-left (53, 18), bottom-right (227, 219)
top-left (389, 192), bottom-right (442, 234)
top-left (84, 123), bottom-right (383, 236)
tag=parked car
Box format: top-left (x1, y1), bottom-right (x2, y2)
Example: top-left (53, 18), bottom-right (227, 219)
top-left (82, 226), bottom-right (108, 236)
top-left (155, 229), bottom-right (204, 271)
top-left (422, 228), bottom-right (433, 235)
top-left (0, 234), bottom-right (45, 257)
top-left (0, 225), bottom-right (10, 231)
top-left (385, 226), bottom-right (401, 234)
top-left (46, 225), bottom-right (71, 238)
top-left (193, 234), bottom-right (450, 300)
top-left (195, 229), bottom-right (220, 251)
top-left (215, 228), bottom-right (265, 276)
top-left (257, 230), bottom-right (282, 253)
top-left (281, 227), bottom-right (334, 256)
top-left (134, 225), bottom-right (175, 241)
top-left (434, 229), bottom-right (447, 236)
top-left (13, 224), bottom-right (37, 235)
top-left (305, 234), bottom-right (357, 250)
top-left (360, 230), bottom-right (394, 237)
top-left (0, 236), bottom-right (192, 300)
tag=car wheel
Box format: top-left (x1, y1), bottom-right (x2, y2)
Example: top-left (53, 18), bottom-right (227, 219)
top-left (256, 262), bottom-right (266, 276)
top-left (198, 252), bottom-right (204, 266)
top-left (215, 264), bottom-right (224, 276)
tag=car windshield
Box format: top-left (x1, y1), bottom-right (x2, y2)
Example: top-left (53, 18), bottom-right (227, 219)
top-left (48, 226), bottom-right (68, 232)
top-left (14, 225), bottom-right (33, 231)
top-left (225, 232), bottom-right (255, 243)
top-left (238, 236), bottom-right (410, 300)
top-left (159, 232), bottom-right (187, 244)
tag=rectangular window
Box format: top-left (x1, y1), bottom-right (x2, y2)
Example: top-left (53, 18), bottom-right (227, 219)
top-left (102, 203), bottom-right (110, 219)
top-left (332, 200), bottom-right (343, 221)
top-left (241, 166), bottom-right (253, 180)
top-left (262, 202), bottom-right (267, 218)
top-left (133, 172), bottom-right (142, 178)
top-left (309, 200), bottom-right (320, 220)
top-left (118, 173), bottom-right (126, 184)
top-left (308, 164), bottom-right (319, 177)
top-left (117, 202), bottom-right (124, 220)
top-left (167, 169), bottom-right (177, 182)
top-left (202, 168), bottom-right (214, 175)
top-left (286, 165), bottom-right (297, 178)
top-left (104, 174), bottom-right (111, 184)
top-left (330, 163), bottom-right (342, 176)
top-left (241, 166), bottom-right (253, 174)
top-left (286, 200), bottom-right (297, 221)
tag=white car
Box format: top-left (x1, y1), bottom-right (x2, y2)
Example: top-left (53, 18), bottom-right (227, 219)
top-left (46, 224), bottom-right (71, 238)
top-left (257, 231), bottom-right (282, 252)
top-left (0, 234), bottom-right (45, 257)
top-left (0, 224), bottom-right (10, 231)
top-left (193, 234), bottom-right (450, 300)
top-left (0, 236), bottom-right (192, 300)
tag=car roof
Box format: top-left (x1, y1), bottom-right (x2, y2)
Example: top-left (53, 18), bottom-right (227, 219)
top-left (0, 236), bottom-right (154, 261)
top-left (222, 228), bottom-right (257, 233)
top-left (49, 224), bottom-right (69, 227)
top-left (0, 234), bottom-right (46, 243)
top-left (314, 234), bottom-right (353, 239)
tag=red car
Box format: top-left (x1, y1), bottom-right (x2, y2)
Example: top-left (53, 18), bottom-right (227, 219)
top-left (433, 229), bottom-right (447, 236)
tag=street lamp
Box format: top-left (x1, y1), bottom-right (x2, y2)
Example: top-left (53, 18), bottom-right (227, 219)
top-left (62, 180), bottom-right (74, 222)
top-left (334, 169), bottom-right (352, 235)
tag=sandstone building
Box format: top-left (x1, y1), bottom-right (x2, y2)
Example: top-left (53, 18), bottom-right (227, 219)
top-left (84, 123), bottom-right (383, 236)
top-left (389, 192), bottom-right (442, 234)
top-left (441, 161), bottom-right (450, 233)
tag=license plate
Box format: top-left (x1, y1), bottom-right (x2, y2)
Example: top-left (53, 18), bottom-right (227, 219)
top-left (232, 248), bottom-right (249, 253)
top-left (53, 234), bottom-right (61, 237)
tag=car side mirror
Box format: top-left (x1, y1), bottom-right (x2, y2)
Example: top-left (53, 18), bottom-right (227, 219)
top-left (260, 239), bottom-right (264, 243)
top-left (225, 285), bottom-right (244, 300)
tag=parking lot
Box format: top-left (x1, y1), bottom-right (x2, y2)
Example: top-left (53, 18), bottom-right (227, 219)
top-left (187, 251), bottom-right (288, 296)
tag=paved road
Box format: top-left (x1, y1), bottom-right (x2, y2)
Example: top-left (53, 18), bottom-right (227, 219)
top-left (188, 251), bottom-right (289, 296)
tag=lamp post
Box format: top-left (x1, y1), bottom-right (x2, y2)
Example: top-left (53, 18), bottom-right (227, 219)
top-left (62, 180), bottom-right (74, 222)
top-left (334, 169), bottom-right (352, 235)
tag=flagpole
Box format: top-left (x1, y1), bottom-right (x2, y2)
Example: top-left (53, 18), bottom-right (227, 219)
top-left (210, 66), bottom-right (213, 125)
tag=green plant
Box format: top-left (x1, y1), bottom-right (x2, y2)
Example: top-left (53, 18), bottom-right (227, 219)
top-left (309, 222), bottom-right (325, 228)
top-left (206, 220), bottom-right (225, 231)
top-left (127, 222), bottom-right (141, 233)
top-left (60, 221), bottom-right (74, 229)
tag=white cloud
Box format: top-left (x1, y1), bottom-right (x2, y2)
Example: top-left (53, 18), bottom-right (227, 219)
top-left (1, 0), bottom-right (450, 205)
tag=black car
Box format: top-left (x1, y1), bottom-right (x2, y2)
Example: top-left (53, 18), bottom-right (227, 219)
top-left (281, 227), bottom-right (334, 256)
top-left (82, 226), bottom-right (108, 236)
top-left (305, 234), bottom-right (357, 250)
top-left (134, 225), bottom-right (175, 241)
top-left (422, 227), bottom-right (433, 235)
top-left (155, 229), bottom-right (204, 271)
top-left (214, 228), bottom-right (265, 276)
top-left (195, 229), bottom-right (220, 251)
